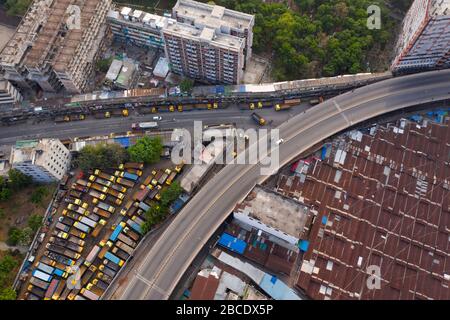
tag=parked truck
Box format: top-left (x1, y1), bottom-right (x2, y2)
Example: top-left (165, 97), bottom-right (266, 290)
top-left (166, 171), bottom-right (177, 185)
top-left (123, 226), bottom-right (140, 242)
top-left (73, 221), bottom-right (91, 234)
top-left (116, 177), bottom-right (135, 188)
top-left (30, 276), bottom-right (50, 290)
top-left (51, 280), bottom-right (66, 300)
top-left (107, 188), bottom-right (125, 200)
top-left (133, 188), bottom-right (150, 202)
top-left (84, 245), bottom-right (101, 267)
top-left (80, 288), bottom-right (100, 300)
top-left (119, 162), bottom-right (144, 170)
top-left (69, 227), bottom-right (86, 239)
top-left (44, 251), bottom-right (75, 266)
top-left (110, 185), bottom-right (126, 194)
top-left (79, 216), bottom-right (97, 229)
top-left (32, 269), bottom-right (52, 282)
top-left (55, 222), bottom-right (70, 232)
top-left (116, 240), bottom-right (134, 255)
top-left (92, 176), bottom-right (112, 187)
top-left (117, 233), bottom-right (137, 248)
top-left (94, 170), bottom-right (115, 182)
top-left (98, 264), bottom-right (117, 278)
top-left (90, 182), bottom-right (108, 193)
top-left (76, 179), bottom-right (90, 187)
top-left (44, 279), bottom-right (60, 300)
top-left (89, 189), bottom-right (106, 200)
top-left (96, 201), bottom-right (115, 213)
top-left (121, 171), bottom-right (139, 182)
top-left (251, 112), bottom-right (266, 126)
top-left (110, 222), bottom-right (126, 242)
top-left (111, 246), bottom-right (130, 261)
top-left (158, 169), bottom-right (171, 185)
top-left (93, 207), bottom-right (111, 219)
top-left (91, 219), bottom-right (107, 238)
top-left (28, 285), bottom-right (46, 298)
top-left (104, 251), bottom-right (124, 267)
top-left (46, 243), bottom-right (81, 260)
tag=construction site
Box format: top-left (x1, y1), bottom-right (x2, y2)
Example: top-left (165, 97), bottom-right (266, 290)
top-left (0, 0), bottom-right (112, 95)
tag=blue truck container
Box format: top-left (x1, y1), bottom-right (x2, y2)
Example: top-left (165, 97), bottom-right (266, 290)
top-left (104, 251), bottom-right (123, 266)
top-left (53, 268), bottom-right (66, 277)
top-left (122, 172), bottom-right (138, 181)
top-left (127, 219), bottom-right (142, 234)
top-left (32, 269), bottom-right (53, 282)
top-left (36, 262), bottom-right (55, 275)
top-left (109, 222), bottom-right (125, 242)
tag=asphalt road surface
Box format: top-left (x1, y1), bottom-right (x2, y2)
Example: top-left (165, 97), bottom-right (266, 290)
top-left (114, 69), bottom-right (450, 299)
top-left (0, 106), bottom-right (307, 145)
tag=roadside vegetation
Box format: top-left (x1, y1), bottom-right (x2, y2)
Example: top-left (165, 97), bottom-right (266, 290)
top-left (76, 143), bottom-right (129, 172)
top-left (0, 170), bottom-right (54, 247)
top-left (142, 181), bottom-right (183, 233)
top-left (127, 136), bottom-right (163, 164)
top-left (0, 252), bottom-right (21, 300)
top-left (3, 0), bottom-right (31, 16)
top-left (214, 0), bottom-right (405, 80)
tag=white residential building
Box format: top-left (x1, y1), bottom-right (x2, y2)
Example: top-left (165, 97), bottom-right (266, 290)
top-left (10, 139), bottom-right (71, 183)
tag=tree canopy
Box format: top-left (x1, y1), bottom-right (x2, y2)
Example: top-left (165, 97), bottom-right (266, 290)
top-left (4, 0), bottom-right (31, 16)
top-left (76, 143), bottom-right (128, 172)
top-left (127, 136), bottom-right (163, 164)
top-left (217, 0), bottom-right (398, 80)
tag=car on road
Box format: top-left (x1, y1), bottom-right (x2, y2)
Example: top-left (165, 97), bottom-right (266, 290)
top-left (152, 116), bottom-right (162, 121)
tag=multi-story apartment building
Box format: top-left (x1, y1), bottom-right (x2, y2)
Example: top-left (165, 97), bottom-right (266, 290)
top-left (10, 139), bottom-right (71, 183)
top-left (107, 6), bottom-right (171, 49)
top-left (0, 77), bottom-right (23, 106)
top-left (0, 0), bottom-right (111, 94)
top-left (392, 0), bottom-right (450, 74)
top-left (172, 0), bottom-right (254, 66)
top-left (163, 22), bottom-right (245, 84)
top-left (107, 0), bottom-right (254, 84)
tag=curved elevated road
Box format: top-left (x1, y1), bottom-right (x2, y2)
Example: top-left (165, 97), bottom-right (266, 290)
top-left (117, 69), bottom-right (450, 300)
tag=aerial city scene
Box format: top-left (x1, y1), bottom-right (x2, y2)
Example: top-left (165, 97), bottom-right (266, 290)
top-left (0, 0), bottom-right (448, 308)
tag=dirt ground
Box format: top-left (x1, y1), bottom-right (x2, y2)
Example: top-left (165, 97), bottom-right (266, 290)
top-left (0, 184), bottom-right (56, 242)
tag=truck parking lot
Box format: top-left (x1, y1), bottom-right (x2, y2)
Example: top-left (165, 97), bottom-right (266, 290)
top-left (19, 160), bottom-right (186, 300)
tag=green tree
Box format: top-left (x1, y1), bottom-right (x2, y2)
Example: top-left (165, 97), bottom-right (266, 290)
top-left (76, 143), bottom-right (128, 171)
top-left (18, 227), bottom-right (33, 246)
top-left (160, 182), bottom-right (182, 208)
top-left (0, 255), bottom-right (17, 274)
top-left (0, 287), bottom-right (17, 300)
top-left (8, 169), bottom-right (32, 190)
top-left (0, 176), bottom-right (11, 201)
top-left (180, 78), bottom-right (194, 93)
top-left (7, 227), bottom-right (23, 246)
top-left (30, 186), bottom-right (49, 205)
top-left (5, 0), bottom-right (31, 16)
top-left (127, 136), bottom-right (163, 164)
top-left (28, 214), bottom-right (43, 232)
top-left (0, 208), bottom-right (5, 220)
top-left (96, 57), bottom-right (113, 73)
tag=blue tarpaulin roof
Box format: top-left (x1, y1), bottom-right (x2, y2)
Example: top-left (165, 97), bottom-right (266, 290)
top-left (218, 233), bottom-right (247, 254)
top-left (298, 240), bottom-right (309, 252)
top-left (114, 137), bottom-right (130, 148)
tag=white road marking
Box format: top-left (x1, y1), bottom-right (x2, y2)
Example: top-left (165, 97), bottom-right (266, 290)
top-left (333, 100), bottom-right (352, 125)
